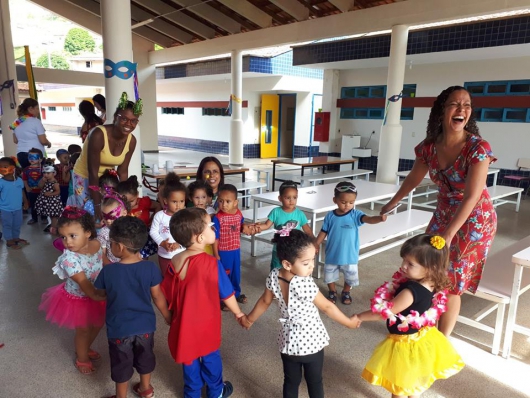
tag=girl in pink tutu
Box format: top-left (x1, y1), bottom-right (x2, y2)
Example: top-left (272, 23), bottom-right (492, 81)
top-left (39, 206), bottom-right (106, 374)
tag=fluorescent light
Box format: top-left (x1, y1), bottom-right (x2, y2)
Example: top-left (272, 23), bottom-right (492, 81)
top-left (131, 18), bottom-right (154, 29)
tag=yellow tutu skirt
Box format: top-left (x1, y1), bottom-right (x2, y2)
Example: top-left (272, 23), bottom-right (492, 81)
top-left (362, 327), bottom-right (464, 396)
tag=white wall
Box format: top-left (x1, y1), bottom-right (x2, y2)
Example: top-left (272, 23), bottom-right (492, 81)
top-left (39, 86), bottom-right (101, 127)
top-left (336, 56), bottom-right (530, 169)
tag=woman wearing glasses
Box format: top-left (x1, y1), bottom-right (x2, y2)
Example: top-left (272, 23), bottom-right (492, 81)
top-left (381, 86), bottom-right (497, 337)
top-left (68, 93), bottom-right (139, 222)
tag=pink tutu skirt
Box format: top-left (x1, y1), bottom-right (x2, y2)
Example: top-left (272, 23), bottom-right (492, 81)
top-left (39, 283), bottom-right (106, 329)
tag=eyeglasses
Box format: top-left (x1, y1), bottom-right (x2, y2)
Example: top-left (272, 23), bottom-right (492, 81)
top-left (116, 114), bottom-right (139, 125)
top-left (335, 185), bottom-right (357, 193)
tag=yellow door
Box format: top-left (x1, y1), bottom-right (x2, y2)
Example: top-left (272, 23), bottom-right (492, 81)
top-left (260, 94), bottom-right (279, 158)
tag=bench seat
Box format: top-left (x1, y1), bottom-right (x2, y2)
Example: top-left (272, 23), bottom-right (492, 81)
top-left (241, 205), bottom-right (277, 222)
top-left (300, 169), bottom-right (373, 187)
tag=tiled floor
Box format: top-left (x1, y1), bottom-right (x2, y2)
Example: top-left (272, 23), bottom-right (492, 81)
top-left (1, 129), bottom-right (530, 397)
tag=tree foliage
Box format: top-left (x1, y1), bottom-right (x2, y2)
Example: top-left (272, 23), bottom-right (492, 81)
top-left (64, 28), bottom-right (96, 55)
top-left (36, 53), bottom-right (70, 70)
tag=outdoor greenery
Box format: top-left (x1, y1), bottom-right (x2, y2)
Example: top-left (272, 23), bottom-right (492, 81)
top-left (64, 27), bottom-right (96, 55)
top-left (36, 52), bottom-right (70, 70)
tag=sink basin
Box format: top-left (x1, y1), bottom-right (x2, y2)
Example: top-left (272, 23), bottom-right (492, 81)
top-left (351, 148), bottom-right (372, 157)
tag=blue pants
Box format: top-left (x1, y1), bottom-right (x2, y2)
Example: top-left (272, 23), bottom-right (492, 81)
top-left (182, 350), bottom-right (223, 398)
top-left (26, 191), bottom-right (39, 222)
top-left (1, 209), bottom-right (22, 240)
top-left (219, 249), bottom-right (241, 298)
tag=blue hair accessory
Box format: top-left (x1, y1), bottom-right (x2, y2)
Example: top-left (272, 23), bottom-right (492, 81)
top-left (28, 153), bottom-right (41, 161)
top-left (104, 59), bottom-right (137, 80)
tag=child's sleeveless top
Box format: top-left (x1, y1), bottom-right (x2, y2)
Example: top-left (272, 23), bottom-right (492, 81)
top-left (52, 248), bottom-right (103, 296)
top-left (387, 281), bottom-right (433, 335)
top-left (267, 268), bottom-right (329, 356)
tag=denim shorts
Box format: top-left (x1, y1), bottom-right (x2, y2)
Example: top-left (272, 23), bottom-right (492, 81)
top-left (324, 263), bottom-right (359, 287)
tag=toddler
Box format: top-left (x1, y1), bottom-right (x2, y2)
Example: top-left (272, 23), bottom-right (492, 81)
top-left (35, 165), bottom-right (63, 235)
top-left (97, 192), bottom-right (130, 265)
top-left (22, 147), bottom-right (44, 225)
top-left (188, 180), bottom-right (215, 215)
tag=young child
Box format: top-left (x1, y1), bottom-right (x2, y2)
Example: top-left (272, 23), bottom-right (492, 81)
top-left (118, 175), bottom-right (161, 259)
top-left (315, 181), bottom-right (387, 305)
top-left (213, 184), bottom-right (255, 306)
top-left (67, 144), bottom-right (82, 155)
top-left (68, 152), bottom-right (81, 200)
top-left (357, 234), bottom-right (464, 397)
top-left (55, 149), bottom-right (71, 206)
top-left (156, 178), bottom-right (165, 210)
top-left (97, 192), bottom-right (130, 265)
top-left (95, 217), bottom-right (171, 398)
top-left (255, 180), bottom-right (315, 270)
top-left (150, 172), bottom-right (186, 275)
top-left (188, 180), bottom-right (215, 215)
top-left (35, 165), bottom-right (64, 235)
top-left (242, 229), bottom-right (361, 397)
top-left (38, 207), bottom-right (106, 374)
top-left (83, 169), bottom-right (120, 216)
top-left (0, 157), bottom-right (29, 249)
top-left (22, 147), bottom-right (44, 225)
top-left (163, 207), bottom-right (244, 398)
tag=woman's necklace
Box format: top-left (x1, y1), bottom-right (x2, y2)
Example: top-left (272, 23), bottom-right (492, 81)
top-left (371, 270), bottom-right (448, 332)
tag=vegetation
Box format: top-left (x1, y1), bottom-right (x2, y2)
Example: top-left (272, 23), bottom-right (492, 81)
top-left (64, 28), bottom-right (96, 55)
top-left (36, 53), bottom-right (70, 70)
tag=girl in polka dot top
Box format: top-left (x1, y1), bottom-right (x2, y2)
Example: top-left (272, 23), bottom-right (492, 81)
top-left (241, 229), bottom-right (361, 398)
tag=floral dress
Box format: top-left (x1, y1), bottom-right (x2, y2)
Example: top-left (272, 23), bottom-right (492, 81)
top-left (415, 135), bottom-right (497, 295)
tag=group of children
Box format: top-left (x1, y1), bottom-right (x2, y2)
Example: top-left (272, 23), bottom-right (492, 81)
top-left (35, 166), bottom-right (465, 398)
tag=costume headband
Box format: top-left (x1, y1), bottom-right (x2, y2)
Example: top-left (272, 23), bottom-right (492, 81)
top-left (43, 165), bottom-right (56, 173)
top-left (430, 236), bottom-right (445, 250)
top-left (118, 92), bottom-right (143, 117)
top-left (335, 184), bottom-right (357, 194)
top-left (101, 191), bottom-right (127, 221)
top-left (61, 206), bottom-right (87, 219)
top-left (274, 222), bottom-right (298, 237)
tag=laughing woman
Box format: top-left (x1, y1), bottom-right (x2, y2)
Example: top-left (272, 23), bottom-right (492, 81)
top-left (381, 86), bottom-right (497, 337)
top-left (68, 93), bottom-right (139, 222)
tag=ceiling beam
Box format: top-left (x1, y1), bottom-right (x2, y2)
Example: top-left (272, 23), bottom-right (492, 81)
top-left (131, 5), bottom-right (193, 43)
top-left (30, 0), bottom-right (101, 34)
top-left (328, 0), bottom-right (355, 12)
top-left (171, 0), bottom-right (241, 34)
top-left (149, 0), bottom-right (530, 64)
top-left (217, 0), bottom-right (272, 28)
top-left (132, 0), bottom-right (215, 39)
top-left (269, 0), bottom-right (309, 21)
top-left (133, 26), bottom-right (175, 48)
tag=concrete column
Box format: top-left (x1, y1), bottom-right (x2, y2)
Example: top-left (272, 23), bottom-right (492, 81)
top-left (320, 69), bottom-right (340, 155)
top-left (229, 49), bottom-right (243, 166)
top-left (132, 35), bottom-right (158, 153)
top-left (0, 0), bottom-right (20, 156)
top-left (100, 0), bottom-right (142, 185)
top-left (376, 24), bottom-right (409, 183)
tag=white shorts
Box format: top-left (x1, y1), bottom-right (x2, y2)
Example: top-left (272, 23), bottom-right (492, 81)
top-left (324, 263), bottom-right (359, 287)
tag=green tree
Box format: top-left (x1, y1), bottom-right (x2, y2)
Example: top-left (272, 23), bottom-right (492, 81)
top-left (36, 53), bottom-right (70, 70)
top-left (64, 28), bottom-right (96, 55)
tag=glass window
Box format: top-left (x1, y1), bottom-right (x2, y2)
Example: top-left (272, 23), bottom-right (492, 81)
top-left (370, 86), bottom-right (385, 98)
top-left (503, 108), bottom-right (527, 122)
top-left (355, 87), bottom-right (370, 98)
top-left (482, 108), bottom-right (503, 121)
top-left (265, 110), bottom-right (273, 143)
top-left (486, 84), bottom-right (507, 95)
top-left (341, 88), bottom-right (356, 98)
top-left (466, 84), bottom-right (485, 95)
top-left (508, 83), bottom-right (530, 95)
top-left (368, 109), bottom-right (383, 118)
top-left (340, 109), bottom-right (355, 119)
top-left (400, 108), bottom-right (414, 120)
top-left (354, 109), bottom-right (369, 118)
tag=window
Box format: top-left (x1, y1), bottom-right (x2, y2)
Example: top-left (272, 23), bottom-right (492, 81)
top-left (48, 106), bottom-right (56, 111)
top-left (63, 107), bottom-right (72, 112)
top-left (161, 107), bottom-right (184, 115)
top-left (265, 110), bottom-right (272, 143)
top-left (86, 61), bottom-right (92, 68)
top-left (202, 107), bottom-right (229, 117)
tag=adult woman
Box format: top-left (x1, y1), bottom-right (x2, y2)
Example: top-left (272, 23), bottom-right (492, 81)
top-left (10, 98), bottom-right (51, 168)
top-left (69, 93), bottom-right (139, 221)
top-left (381, 86), bottom-right (497, 337)
top-left (196, 156), bottom-right (225, 206)
top-left (92, 94), bottom-right (106, 123)
top-left (78, 100), bottom-right (103, 143)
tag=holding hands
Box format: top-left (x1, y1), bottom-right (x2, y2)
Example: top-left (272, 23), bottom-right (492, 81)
top-left (236, 313), bottom-right (253, 330)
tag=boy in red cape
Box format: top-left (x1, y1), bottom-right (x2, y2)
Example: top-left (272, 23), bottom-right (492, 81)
top-left (162, 207), bottom-right (246, 398)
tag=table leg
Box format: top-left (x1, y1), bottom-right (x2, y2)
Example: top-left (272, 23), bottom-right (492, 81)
top-left (272, 163), bottom-right (277, 191)
top-left (502, 264), bottom-right (524, 358)
top-left (407, 191), bottom-right (413, 210)
top-left (493, 172), bottom-right (498, 186)
top-left (516, 191), bottom-right (521, 212)
top-left (251, 199), bottom-right (259, 257)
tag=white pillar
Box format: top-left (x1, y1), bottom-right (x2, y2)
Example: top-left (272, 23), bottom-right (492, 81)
top-left (320, 69), bottom-right (340, 154)
top-left (229, 49), bottom-right (243, 166)
top-left (101, 0), bottom-right (143, 186)
top-left (376, 25), bottom-right (409, 184)
top-left (0, 0), bottom-right (20, 156)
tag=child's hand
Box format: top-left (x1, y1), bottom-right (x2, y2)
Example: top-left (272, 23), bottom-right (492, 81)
top-left (350, 314), bottom-right (362, 329)
top-left (313, 242), bottom-right (320, 254)
top-left (215, 254), bottom-right (221, 260)
top-left (237, 314), bottom-right (253, 330)
top-left (160, 240), bottom-right (170, 251)
top-left (164, 314), bottom-right (172, 326)
top-left (23, 201), bottom-right (29, 210)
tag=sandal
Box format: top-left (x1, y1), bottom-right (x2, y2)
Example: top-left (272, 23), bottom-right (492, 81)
top-left (6, 242), bottom-right (21, 250)
top-left (75, 359), bottom-right (95, 374)
top-left (327, 291), bottom-right (337, 304)
top-left (88, 349), bottom-right (101, 361)
top-left (15, 239), bottom-right (29, 246)
top-left (132, 383), bottom-right (154, 398)
top-left (341, 291), bottom-right (352, 305)
top-left (236, 294), bottom-right (248, 304)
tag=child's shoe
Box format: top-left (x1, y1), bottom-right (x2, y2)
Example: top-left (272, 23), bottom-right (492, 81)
top-left (221, 381), bottom-right (233, 398)
top-left (327, 291), bottom-right (337, 304)
top-left (341, 290), bottom-right (352, 305)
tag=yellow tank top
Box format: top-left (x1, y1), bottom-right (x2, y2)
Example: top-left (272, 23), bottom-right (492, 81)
top-left (74, 126), bottom-right (133, 178)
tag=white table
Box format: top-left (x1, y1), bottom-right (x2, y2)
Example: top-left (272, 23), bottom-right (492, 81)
top-left (301, 169), bottom-right (373, 187)
top-left (502, 243), bottom-right (530, 358)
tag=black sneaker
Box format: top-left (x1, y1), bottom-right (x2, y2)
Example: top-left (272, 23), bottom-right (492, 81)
top-left (43, 224), bottom-right (51, 233)
top-left (221, 381), bottom-right (233, 398)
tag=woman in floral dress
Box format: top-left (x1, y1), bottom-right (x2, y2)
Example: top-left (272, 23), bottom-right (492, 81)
top-left (382, 86), bottom-right (497, 337)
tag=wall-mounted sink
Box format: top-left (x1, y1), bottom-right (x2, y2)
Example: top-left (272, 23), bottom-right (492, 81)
top-left (351, 148), bottom-right (372, 157)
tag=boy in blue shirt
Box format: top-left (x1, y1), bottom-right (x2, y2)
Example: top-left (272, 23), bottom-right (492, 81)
top-left (95, 216), bottom-right (171, 398)
top-left (315, 182), bottom-right (387, 305)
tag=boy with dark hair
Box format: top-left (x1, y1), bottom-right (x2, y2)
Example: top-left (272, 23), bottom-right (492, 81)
top-left (163, 207), bottom-right (244, 398)
top-left (212, 184), bottom-right (255, 307)
top-left (95, 216), bottom-right (170, 398)
top-left (21, 147), bottom-right (44, 225)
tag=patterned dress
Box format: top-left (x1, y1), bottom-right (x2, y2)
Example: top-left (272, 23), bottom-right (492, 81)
top-left (415, 135), bottom-right (497, 295)
top-left (35, 181), bottom-right (64, 217)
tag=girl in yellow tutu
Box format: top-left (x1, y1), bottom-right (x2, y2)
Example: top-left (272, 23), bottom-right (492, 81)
top-left (357, 234), bottom-right (464, 398)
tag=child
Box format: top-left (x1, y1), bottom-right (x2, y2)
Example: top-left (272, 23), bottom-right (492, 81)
top-left (97, 192), bottom-right (130, 265)
top-left (68, 152), bottom-right (81, 200)
top-left (212, 184), bottom-right (255, 306)
top-left (67, 144), bottom-right (82, 155)
top-left (35, 165), bottom-right (64, 235)
top-left (163, 207), bottom-right (244, 398)
top-left (118, 175), bottom-right (161, 259)
top-left (255, 180), bottom-right (314, 270)
top-left (55, 149), bottom-right (71, 206)
top-left (357, 234), bottom-right (464, 397)
top-left (188, 180), bottom-right (215, 215)
top-left (95, 217), bottom-right (171, 398)
top-left (315, 181), bottom-right (387, 305)
top-left (38, 207), bottom-right (106, 374)
top-left (83, 169), bottom-right (120, 216)
top-left (242, 229), bottom-right (361, 397)
top-left (0, 157), bottom-right (29, 249)
top-left (150, 172), bottom-right (186, 275)
top-left (22, 147), bottom-right (44, 225)
top-left (156, 178), bottom-right (165, 210)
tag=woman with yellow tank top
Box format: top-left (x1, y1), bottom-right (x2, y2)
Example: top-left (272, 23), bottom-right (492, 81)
top-left (68, 93), bottom-right (140, 222)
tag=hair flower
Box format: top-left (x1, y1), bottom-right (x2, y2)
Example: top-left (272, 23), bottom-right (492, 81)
top-left (430, 236), bottom-right (445, 250)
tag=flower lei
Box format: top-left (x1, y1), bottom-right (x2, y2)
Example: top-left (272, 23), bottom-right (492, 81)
top-left (9, 114), bottom-right (33, 130)
top-left (370, 271), bottom-right (448, 332)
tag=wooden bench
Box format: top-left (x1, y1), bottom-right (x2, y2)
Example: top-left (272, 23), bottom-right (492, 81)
top-left (300, 169), bottom-right (373, 187)
top-left (457, 235), bottom-right (530, 355)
